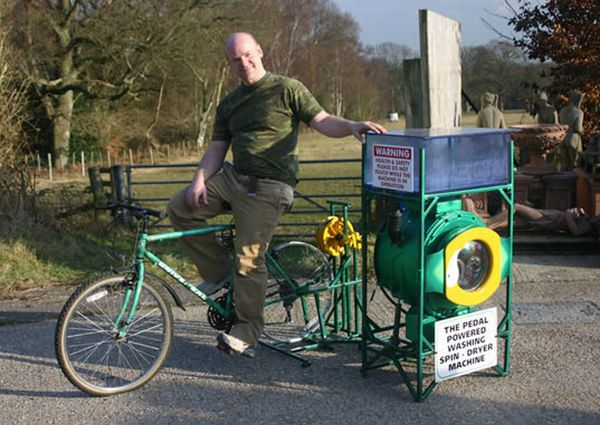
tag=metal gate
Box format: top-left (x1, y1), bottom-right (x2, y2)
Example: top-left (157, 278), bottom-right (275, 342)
top-left (104, 159), bottom-right (363, 239)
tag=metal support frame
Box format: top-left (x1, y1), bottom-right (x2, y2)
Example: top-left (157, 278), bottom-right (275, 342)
top-left (264, 200), bottom-right (363, 362)
top-left (360, 143), bottom-right (514, 402)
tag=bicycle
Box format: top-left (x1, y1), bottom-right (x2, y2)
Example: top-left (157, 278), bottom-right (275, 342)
top-left (55, 201), bottom-right (362, 396)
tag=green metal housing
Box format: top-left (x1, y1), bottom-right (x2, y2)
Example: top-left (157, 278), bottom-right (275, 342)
top-left (360, 130), bottom-right (515, 402)
top-left (374, 200), bottom-right (511, 318)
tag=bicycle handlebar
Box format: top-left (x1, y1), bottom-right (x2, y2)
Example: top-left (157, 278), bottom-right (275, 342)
top-left (104, 202), bottom-right (165, 220)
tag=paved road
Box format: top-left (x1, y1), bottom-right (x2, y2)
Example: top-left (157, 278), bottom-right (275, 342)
top-left (0, 254), bottom-right (599, 424)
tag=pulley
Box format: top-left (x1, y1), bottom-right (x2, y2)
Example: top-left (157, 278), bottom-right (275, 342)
top-left (315, 216), bottom-right (362, 256)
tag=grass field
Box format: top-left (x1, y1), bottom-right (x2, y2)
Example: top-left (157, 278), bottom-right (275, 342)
top-left (0, 110), bottom-right (536, 295)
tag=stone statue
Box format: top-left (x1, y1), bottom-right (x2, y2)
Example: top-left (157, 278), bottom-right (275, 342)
top-left (463, 198), bottom-right (594, 236)
top-left (477, 92), bottom-right (506, 128)
top-left (488, 204), bottom-right (593, 236)
top-left (558, 90), bottom-right (585, 171)
top-left (536, 91), bottom-right (558, 124)
top-left (580, 132), bottom-right (600, 169)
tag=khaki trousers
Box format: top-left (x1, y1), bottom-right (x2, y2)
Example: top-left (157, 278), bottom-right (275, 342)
top-left (167, 163), bottom-right (294, 346)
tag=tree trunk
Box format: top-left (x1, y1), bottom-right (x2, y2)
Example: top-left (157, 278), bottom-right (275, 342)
top-left (196, 65), bottom-right (227, 147)
top-left (53, 90), bottom-right (73, 169)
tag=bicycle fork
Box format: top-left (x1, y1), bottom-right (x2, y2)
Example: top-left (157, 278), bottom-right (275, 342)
top-left (113, 236), bottom-right (149, 339)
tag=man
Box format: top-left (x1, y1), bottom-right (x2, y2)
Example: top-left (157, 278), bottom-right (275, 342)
top-left (167, 32), bottom-right (386, 358)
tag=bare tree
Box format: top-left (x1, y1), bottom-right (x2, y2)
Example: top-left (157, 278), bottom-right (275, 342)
top-left (6, 0), bottom-right (205, 168)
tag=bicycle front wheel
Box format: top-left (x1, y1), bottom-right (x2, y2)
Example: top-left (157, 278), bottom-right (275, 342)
top-left (55, 272), bottom-right (173, 396)
top-left (263, 241), bottom-right (333, 343)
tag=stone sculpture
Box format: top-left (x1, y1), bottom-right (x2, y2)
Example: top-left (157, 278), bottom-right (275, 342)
top-left (580, 132), bottom-right (600, 170)
top-left (463, 198), bottom-right (595, 236)
top-left (477, 92), bottom-right (506, 128)
top-left (536, 91), bottom-right (559, 124)
top-left (558, 90), bottom-right (585, 171)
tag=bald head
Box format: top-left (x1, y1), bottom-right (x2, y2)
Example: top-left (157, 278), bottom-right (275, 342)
top-left (225, 32), bottom-right (266, 85)
top-left (225, 32), bottom-right (258, 52)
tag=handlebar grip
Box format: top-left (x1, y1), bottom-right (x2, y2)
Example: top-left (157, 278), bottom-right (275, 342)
top-left (137, 206), bottom-right (164, 219)
top-left (105, 202), bottom-right (165, 219)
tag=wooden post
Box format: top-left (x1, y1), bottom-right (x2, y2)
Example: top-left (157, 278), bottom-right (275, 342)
top-left (167, 145), bottom-right (171, 163)
top-left (88, 167), bottom-right (106, 210)
top-left (107, 151), bottom-right (112, 167)
top-left (36, 152), bottom-right (41, 173)
top-left (150, 148), bottom-right (154, 165)
top-left (110, 165), bottom-right (132, 227)
top-left (72, 151), bottom-right (75, 168)
top-left (47, 153), bottom-right (53, 180)
top-left (81, 151), bottom-right (86, 176)
top-left (129, 149), bottom-right (133, 165)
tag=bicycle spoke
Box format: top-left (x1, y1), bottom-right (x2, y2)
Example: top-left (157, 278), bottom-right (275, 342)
top-left (263, 242), bottom-right (333, 343)
top-left (57, 274), bottom-right (173, 395)
top-left (73, 311), bottom-right (114, 337)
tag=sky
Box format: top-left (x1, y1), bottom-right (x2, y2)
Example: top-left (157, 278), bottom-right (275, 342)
top-left (331, 0), bottom-right (516, 51)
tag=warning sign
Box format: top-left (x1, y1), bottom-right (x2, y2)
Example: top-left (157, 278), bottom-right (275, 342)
top-left (434, 308), bottom-right (497, 382)
top-left (370, 144), bottom-right (414, 192)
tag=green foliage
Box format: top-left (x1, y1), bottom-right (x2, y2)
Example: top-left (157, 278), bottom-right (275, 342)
top-left (0, 201), bottom-right (197, 297)
top-left (69, 131), bottom-right (102, 158)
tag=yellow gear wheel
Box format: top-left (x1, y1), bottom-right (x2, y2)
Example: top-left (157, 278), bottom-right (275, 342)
top-left (315, 216), bottom-right (362, 256)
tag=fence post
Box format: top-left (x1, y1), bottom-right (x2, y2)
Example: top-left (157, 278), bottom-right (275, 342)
top-left (47, 153), bottom-right (53, 180)
top-left (110, 164), bottom-right (132, 227)
top-left (88, 167), bottom-right (106, 213)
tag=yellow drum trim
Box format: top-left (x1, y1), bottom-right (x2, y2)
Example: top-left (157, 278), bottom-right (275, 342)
top-left (315, 216), bottom-right (362, 256)
top-left (444, 227), bottom-right (501, 306)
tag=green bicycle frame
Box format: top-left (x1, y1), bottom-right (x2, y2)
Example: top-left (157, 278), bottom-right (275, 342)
top-left (115, 225), bottom-right (234, 337)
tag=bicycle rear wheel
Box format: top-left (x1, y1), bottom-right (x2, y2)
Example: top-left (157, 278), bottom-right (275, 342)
top-left (263, 241), bottom-right (333, 343)
top-left (55, 272), bottom-right (173, 396)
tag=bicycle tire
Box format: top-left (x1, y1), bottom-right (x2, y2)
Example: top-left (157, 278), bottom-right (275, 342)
top-left (263, 241), bottom-right (333, 343)
top-left (55, 272), bottom-right (173, 396)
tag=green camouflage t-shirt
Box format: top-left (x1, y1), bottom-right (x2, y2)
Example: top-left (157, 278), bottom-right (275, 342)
top-left (212, 72), bottom-right (324, 183)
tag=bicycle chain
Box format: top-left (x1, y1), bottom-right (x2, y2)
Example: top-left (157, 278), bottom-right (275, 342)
top-left (207, 294), bottom-right (234, 331)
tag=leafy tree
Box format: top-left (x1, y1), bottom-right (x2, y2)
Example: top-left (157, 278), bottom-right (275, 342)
top-left (509, 0), bottom-right (600, 136)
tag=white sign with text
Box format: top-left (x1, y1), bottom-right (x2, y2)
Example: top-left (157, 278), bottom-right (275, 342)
top-left (370, 144), bottom-right (414, 192)
top-left (434, 308), bottom-right (498, 382)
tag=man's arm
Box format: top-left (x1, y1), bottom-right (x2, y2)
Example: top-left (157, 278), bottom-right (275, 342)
top-left (309, 111), bottom-right (386, 141)
top-left (185, 140), bottom-right (229, 209)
